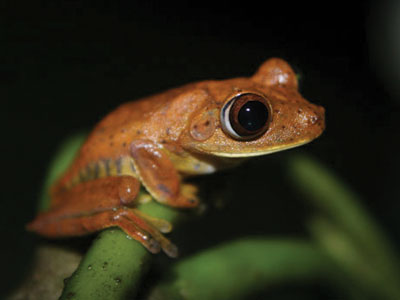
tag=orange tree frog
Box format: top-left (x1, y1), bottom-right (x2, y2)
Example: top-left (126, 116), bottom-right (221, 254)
top-left (27, 58), bottom-right (325, 257)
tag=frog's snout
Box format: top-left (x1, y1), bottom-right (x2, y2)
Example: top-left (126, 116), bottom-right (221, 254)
top-left (310, 104), bottom-right (325, 124)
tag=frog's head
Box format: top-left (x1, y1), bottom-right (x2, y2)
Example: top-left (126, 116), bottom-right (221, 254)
top-left (179, 58), bottom-right (325, 158)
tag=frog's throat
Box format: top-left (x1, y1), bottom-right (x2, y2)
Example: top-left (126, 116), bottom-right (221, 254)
top-left (208, 139), bottom-right (312, 158)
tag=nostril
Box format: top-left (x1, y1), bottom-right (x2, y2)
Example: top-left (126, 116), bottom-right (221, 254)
top-left (294, 104), bottom-right (325, 129)
top-left (304, 105), bottom-right (324, 126)
top-left (310, 114), bottom-right (319, 125)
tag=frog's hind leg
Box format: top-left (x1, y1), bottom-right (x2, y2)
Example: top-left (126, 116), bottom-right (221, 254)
top-left (71, 208), bottom-right (177, 257)
top-left (27, 175), bottom-right (177, 257)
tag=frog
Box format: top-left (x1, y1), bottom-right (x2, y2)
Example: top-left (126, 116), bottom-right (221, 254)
top-left (27, 58), bottom-right (325, 257)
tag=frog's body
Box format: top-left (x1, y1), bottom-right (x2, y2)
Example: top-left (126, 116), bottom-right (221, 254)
top-left (28, 58), bottom-right (325, 257)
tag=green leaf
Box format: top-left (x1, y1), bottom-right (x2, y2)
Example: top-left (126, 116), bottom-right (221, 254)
top-left (287, 154), bottom-right (400, 300)
top-left (150, 238), bottom-right (331, 300)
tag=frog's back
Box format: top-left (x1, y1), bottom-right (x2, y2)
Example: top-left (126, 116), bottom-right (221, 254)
top-left (53, 83), bottom-right (203, 192)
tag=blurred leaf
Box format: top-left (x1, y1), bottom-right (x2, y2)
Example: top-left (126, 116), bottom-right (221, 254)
top-left (287, 154), bottom-right (400, 300)
top-left (38, 132), bottom-right (87, 211)
top-left (149, 238), bottom-right (331, 300)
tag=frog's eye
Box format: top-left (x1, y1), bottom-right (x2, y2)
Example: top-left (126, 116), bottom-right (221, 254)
top-left (221, 93), bottom-right (271, 140)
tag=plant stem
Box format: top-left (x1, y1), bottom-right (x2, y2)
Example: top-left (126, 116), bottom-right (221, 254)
top-left (60, 201), bottom-right (179, 299)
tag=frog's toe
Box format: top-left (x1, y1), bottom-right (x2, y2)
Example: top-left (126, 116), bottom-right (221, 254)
top-left (162, 242), bottom-right (178, 258)
top-left (154, 219), bottom-right (173, 233)
top-left (134, 209), bottom-right (173, 233)
top-left (145, 237), bottom-right (162, 254)
top-left (140, 226), bottom-right (178, 257)
top-left (145, 217), bottom-right (173, 233)
top-left (181, 183), bottom-right (200, 203)
top-left (143, 231), bottom-right (178, 257)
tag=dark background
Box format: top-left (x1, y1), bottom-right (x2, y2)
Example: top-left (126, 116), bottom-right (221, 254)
top-left (2, 1), bottom-right (400, 298)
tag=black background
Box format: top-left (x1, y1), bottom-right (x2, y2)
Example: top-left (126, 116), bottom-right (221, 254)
top-left (2, 1), bottom-right (400, 298)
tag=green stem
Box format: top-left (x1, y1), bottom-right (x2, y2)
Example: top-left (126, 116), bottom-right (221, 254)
top-left (60, 202), bottom-right (179, 299)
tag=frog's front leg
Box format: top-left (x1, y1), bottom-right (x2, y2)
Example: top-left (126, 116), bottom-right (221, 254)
top-left (130, 139), bottom-right (199, 208)
top-left (27, 176), bottom-right (177, 257)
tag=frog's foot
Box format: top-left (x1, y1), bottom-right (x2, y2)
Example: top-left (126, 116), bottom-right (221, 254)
top-left (179, 183), bottom-right (199, 206)
top-left (130, 139), bottom-right (199, 208)
top-left (103, 208), bottom-right (178, 257)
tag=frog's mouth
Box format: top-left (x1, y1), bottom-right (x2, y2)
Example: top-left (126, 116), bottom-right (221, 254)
top-left (208, 139), bottom-right (312, 158)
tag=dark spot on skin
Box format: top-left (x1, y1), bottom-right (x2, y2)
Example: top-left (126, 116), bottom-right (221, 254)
top-left (86, 164), bottom-right (93, 179)
top-left (282, 125), bottom-right (286, 129)
top-left (79, 170), bottom-right (86, 182)
top-left (109, 142), bottom-right (114, 147)
top-left (161, 139), bottom-right (166, 144)
top-left (157, 183), bottom-right (172, 196)
top-left (136, 130), bottom-right (142, 135)
top-left (94, 163), bottom-right (100, 179)
top-left (275, 109), bottom-right (280, 114)
top-left (105, 159), bottom-right (111, 176)
top-left (120, 128), bottom-right (127, 133)
top-left (109, 134), bottom-right (114, 139)
top-left (122, 142), bottom-right (127, 147)
top-left (193, 124), bottom-right (198, 129)
top-left (204, 120), bottom-right (210, 126)
top-left (98, 127), bottom-right (106, 133)
top-left (297, 109), bottom-right (302, 114)
top-left (116, 157), bottom-right (122, 174)
top-left (130, 160), bottom-right (136, 172)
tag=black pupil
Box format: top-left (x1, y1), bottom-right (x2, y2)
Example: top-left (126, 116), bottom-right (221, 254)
top-left (237, 101), bottom-right (269, 132)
